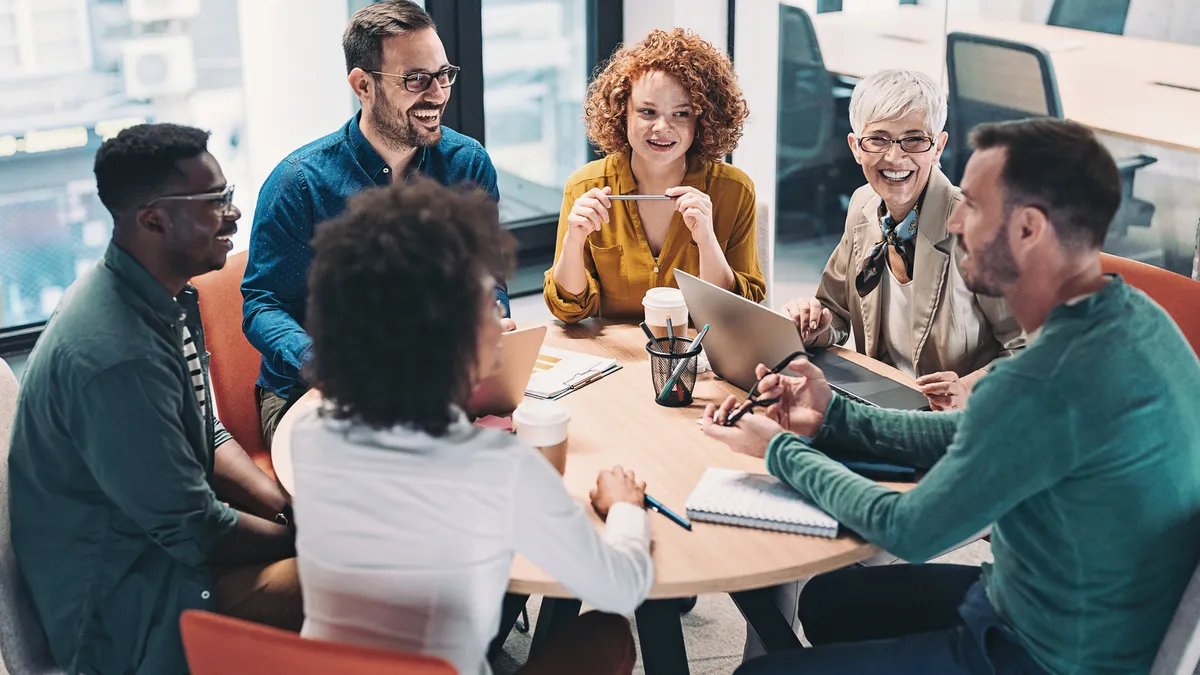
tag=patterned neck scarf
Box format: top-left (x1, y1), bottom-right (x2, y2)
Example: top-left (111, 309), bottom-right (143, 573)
top-left (855, 202), bottom-right (919, 297)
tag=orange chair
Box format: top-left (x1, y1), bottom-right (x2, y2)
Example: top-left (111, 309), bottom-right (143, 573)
top-left (1100, 253), bottom-right (1200, 357)
top-left (180, 610), bottom-right (457, 675)
top-left (191, 250), bottom-right (274, 479)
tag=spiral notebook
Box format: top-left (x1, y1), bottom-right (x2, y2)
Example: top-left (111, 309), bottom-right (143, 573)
top-left (684, 468), bottom-right (839, 538)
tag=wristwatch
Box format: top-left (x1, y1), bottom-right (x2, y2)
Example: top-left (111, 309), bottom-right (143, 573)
top-left (274, 504), bottom-right (294, 528)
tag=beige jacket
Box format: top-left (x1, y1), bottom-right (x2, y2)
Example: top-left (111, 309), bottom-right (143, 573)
top-left (812, 168), bottom-right (1025, 377)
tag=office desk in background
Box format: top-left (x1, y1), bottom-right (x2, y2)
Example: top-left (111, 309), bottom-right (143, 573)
top-left (273, 320), bottom-right (918, 675)
top-left (812, 6), bottom-right (1200, 153)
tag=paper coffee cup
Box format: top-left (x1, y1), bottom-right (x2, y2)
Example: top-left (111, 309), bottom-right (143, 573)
top-left (513, 400), bottom-right (571, 475)
top-left (642, 287), bottom-right (689, 339)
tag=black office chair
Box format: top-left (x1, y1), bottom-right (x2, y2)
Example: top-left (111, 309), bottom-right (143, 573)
top-left (945, 32), bottom-right (1156, 240)
top-left (1047, 0), bottom-right (1130, 35)
top-left (775, 4), bottom-right (848, 237)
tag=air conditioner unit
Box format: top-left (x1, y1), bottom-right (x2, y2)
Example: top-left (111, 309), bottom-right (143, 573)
top-left (127, 0), bottom-right (201, 23)
top-left (121, 35), bottom-right (196, 99)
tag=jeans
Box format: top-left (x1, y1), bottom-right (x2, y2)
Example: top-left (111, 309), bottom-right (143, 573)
top-left (736, 564), bottom-right (1048, 675)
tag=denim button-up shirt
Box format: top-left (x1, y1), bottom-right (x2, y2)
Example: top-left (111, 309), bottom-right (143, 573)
top-left (242, 112), bottom-right (504, 398)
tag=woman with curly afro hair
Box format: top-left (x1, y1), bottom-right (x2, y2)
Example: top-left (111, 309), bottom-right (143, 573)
top-left (543, 28), bottom-right (764, 323)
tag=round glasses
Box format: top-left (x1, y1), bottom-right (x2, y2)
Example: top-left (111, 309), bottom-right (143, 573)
top-left (857, 136), bottom-right (935, 154)
top-left (370, 66), bottom-right (460, 93)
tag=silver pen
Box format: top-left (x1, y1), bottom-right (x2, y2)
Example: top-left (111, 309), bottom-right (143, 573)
top-left (607, 194), bottom-right (675, 201)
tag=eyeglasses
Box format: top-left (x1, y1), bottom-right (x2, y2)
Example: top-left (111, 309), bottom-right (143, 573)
top-left (142, 185), bottom-right (236, 215)
top-left (723, 351), bottom-right (807, 427)
top-left (370, 66), bottom-right (460, 93)
top-left (857, 136), bottom-right (936, 154)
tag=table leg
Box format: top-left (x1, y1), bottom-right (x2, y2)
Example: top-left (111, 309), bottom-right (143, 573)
top-left (730, 588), bottom-right (804, 653)
top-left (488, 592), bottom-right (529, 662)
top-left (635, 599), bottom-right (690, 675)
top-left (528, 597), bottom-right (581, 657)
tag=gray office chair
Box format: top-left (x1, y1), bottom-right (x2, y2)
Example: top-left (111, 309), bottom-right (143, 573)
top-left (776, 4), bottom-right (845, 237)
top-left (0, 357), bottom-right (63, 675)
top-left (1151, 557), bottom-right (1200, 675)
top-left (1048, 0), bottom-right (1131, 35)
top-left (945, 32), bottom-right (1157, 240)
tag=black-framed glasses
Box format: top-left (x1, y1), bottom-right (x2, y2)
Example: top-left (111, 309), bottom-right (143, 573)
top-left (142, 185), bottom-right (236, 215)
top-left (858, 135), bottom-right (935, 154)
top-left (723, 351), bottom-right (807, 427)
top-left (370, 65), bottom-right (460, 93)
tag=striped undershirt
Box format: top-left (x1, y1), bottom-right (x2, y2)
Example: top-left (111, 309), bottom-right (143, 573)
top-left (181, 326), bottom-right (231, 448)
top-left (181, 325), bottom-right (208, 416)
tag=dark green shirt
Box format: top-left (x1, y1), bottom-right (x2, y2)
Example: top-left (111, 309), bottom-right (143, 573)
top-left (766, 276), bottom-right (1200, 674)
top-left (8, 242), bottom-right (239, 675)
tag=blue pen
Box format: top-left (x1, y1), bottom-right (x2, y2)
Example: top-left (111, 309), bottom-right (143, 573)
top-left (644, 494), bottom-right (692, 531)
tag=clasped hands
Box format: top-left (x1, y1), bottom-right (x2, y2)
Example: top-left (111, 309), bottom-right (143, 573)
top-left (700, 356), bottom-right (832, 459)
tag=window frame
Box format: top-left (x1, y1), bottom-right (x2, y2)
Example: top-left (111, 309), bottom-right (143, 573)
top-left (0, 0), bottom-right (620, 354)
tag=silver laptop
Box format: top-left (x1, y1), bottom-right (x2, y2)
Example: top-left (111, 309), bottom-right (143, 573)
top-left (466, 325), bottom-right (547, 416)
top-left (674, 270), bottom-right (928, 410)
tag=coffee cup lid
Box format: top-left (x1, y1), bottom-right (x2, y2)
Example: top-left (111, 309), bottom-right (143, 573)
top-left (642, 287), bottom-right (686, 309)
top-left (513, 400), bottom-right (571, 426)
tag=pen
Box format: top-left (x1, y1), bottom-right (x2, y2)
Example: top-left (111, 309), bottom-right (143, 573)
top-left (666, 317), bottom-right (675, 354)
top-left (608, 194), bottom-right (674, 201)
top-left (656, 323), bottom-right (710, 403)
top-left (644, 494), bottom-right (692, 531)
top-left (640, 321), bottom-right (658, 345)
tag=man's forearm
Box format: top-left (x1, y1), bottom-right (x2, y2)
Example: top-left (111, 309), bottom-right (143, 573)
top-left (213, 441), bottom-right (289, 520)
top-left (212, 511), bottom-right (294, 565)
top-left (815, 395), bottom-right (960, 469)
top-left (243, 305), bottom-right (311, 373)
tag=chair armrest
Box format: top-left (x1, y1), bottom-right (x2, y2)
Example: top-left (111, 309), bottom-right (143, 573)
top-left (1116, 153), bottom-right (1158, 172)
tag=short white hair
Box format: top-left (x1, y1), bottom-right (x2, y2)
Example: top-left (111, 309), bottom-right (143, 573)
top-left (848, 69), bottom-right (947, 138)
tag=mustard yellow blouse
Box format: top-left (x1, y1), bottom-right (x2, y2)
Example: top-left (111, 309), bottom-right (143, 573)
top-left (542, 152), bottom-right (765, 323)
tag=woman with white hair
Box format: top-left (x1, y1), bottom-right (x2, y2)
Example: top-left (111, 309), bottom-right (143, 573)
top-left (781, 69), bottom-right (1024, 410)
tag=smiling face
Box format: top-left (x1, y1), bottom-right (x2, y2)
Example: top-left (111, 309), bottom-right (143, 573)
top-left (152, 152), bottom-right (240, 279)
top-left (365, 28), bottom-right (451, 150)
top-left (848, 110), bottom-right (947, 218)
top-left (625, 70), bottom-right (698, 170)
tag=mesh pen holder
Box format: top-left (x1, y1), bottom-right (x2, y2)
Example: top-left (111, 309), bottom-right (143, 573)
top-left (646, 336), bottom-right (702, 407)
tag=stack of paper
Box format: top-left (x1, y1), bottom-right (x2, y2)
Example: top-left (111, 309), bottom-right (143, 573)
top-left (525, 347), bottom-right (620, 400)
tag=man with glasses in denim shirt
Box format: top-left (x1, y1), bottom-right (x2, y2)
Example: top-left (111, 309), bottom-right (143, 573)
top-left (242, 0), bottom-right (513, 446)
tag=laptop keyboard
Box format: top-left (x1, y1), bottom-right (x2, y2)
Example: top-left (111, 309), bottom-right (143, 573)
top-left (831, 385), bottom-right (878, 407)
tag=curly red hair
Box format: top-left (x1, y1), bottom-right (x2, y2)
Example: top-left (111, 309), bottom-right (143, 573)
top-left (584, 28), bottom-right (749, 163)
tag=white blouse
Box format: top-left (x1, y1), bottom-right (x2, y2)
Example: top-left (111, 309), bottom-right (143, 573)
top-left (289, 408), bottom-right (653, 675)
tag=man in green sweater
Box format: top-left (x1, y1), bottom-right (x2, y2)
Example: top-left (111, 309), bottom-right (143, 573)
top-left (704, 118), bottom-right (1200, 674)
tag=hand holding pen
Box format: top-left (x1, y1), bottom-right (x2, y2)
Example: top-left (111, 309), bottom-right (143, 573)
top-left (589, 465), bottom-right (691, 532)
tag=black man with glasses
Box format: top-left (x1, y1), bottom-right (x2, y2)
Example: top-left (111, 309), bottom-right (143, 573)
top-left (241, 0), bottom-right (512, 447)
top-left (780, 69), bottom-right (1024, 412)
top-left (9, 123), bottom-right (302, 675)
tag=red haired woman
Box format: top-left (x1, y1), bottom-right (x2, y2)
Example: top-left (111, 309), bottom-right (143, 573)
top-left (544, 28), bottom-right (764, 323)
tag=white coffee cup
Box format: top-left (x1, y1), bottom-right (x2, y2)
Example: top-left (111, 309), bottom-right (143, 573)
top-left (513, 400), bottom-right (571, 475)
top-left (642, 287), bottom-right (689, 339)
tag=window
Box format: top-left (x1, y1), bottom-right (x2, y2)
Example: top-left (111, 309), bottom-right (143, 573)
top-left (755, 0), bottom-right (1200, 292)
top-left (0, 0), bottom-right (247, 335)
top-left (481, 0), bottom-right (588, 224)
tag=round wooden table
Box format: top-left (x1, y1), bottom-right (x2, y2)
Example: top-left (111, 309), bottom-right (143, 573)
top-left (272, 319), bottom-right (918, 673)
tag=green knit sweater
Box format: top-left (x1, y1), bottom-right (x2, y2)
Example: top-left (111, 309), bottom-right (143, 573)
top-left (765, 277), bottom-right (1200, 674)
